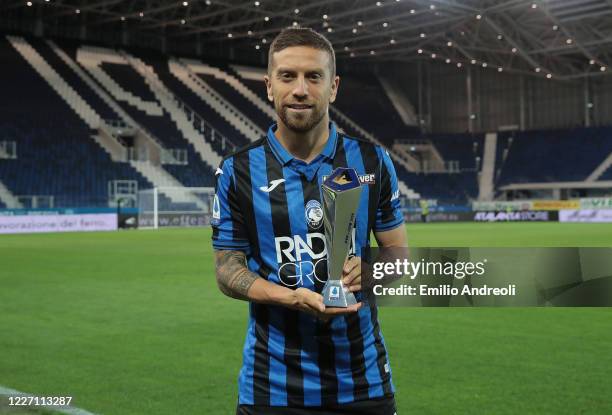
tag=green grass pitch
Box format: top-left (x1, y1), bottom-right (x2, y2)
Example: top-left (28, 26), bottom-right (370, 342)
top-left (1, 223), bottom-right (611, 414)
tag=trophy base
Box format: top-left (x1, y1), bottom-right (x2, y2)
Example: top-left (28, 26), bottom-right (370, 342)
top-left (322, 280), bottom-right (357, 308)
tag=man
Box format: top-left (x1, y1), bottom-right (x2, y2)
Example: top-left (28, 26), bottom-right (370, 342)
top-left (212, 27), bottom-right (407, 415)
top-left (419, 199), bottom-right (429, 223)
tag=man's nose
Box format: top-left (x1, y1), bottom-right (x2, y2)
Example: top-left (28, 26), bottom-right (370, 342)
top-left (292, 76), bottom-right (308, 98)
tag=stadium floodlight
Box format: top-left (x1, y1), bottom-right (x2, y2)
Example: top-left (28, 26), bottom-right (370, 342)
top-left (138, 187), bottom-right (215, 229)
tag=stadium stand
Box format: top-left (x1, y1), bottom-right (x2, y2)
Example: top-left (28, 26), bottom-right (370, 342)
top-left (153, 60), bottom-right (251, 150)
top-left (198, 71), bottom-right (272, 132)
top-left (333, 74), bottom-right (420, 146)
top-left (0, 36), bottom-right (220, 209)
top-left (7, 31), bottom-right (611, 209)
top-left (601, 166), bottom-right (612, 180)
top-left (30, 39), bottom-right (120, 121)
top-left (496, 127), bottom-right (612, 185)
top-left (400, 171), bottom-right (479, 203)
top-left (0, 36), bottom-right (152, 207)
top-left (427, 133), bottom-right (484, 171)
top-left (170, 59), bottom-right (264, 143)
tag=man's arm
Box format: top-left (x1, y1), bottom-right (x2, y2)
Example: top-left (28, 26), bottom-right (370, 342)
top-left (374, 225), bottom-right (408, 248)
top-left (214, 250), bottom-right (361, 317)
top-left (214, 250), bottom-right (257, 300)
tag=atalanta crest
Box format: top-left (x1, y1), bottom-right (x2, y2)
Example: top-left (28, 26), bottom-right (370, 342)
top-left (305, 199), bottom-right (323, 230)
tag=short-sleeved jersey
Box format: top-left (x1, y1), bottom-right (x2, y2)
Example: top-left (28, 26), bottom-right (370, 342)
top-left (211, 122), bottom-right (404, 407)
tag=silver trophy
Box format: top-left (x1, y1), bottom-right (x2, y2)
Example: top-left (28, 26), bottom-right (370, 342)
top-left (321, 167), bottom-right (362, 307)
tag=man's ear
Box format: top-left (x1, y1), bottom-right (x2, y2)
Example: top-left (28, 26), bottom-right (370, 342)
top-left (264, 75), bottom-right (274, 103)
top-left (329, 75), bottom-right (340, 104)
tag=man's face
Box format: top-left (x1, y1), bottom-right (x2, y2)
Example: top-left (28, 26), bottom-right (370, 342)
top-left (265, 46), bottom-right (339, 133)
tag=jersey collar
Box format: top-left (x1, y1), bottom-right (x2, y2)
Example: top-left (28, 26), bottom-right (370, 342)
top-left (266, 121), bottom-right (338, 167)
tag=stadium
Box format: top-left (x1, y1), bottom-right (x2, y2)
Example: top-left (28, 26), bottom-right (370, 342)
top-left (0, 0), bottom-right (611, 414)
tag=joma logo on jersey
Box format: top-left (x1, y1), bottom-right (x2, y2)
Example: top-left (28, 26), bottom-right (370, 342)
top-left (274, 231), bottom-right (356, 287)
top-left (321, 173), bottom-right (375, 185)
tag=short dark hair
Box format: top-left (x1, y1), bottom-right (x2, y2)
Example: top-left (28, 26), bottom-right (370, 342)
top-left (268, 27), bottom-right (336, 77)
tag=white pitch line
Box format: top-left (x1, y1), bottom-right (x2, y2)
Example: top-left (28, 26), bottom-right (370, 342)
top-left (0, 385), bottom-right (97, 415)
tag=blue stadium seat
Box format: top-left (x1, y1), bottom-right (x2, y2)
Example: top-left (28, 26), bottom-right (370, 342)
top-left (496, 127), bottom-right (612, 185)
top-left (0, 37), bottom-right (152, 208)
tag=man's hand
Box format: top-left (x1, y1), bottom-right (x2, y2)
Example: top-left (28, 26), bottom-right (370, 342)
top-left (291, 288), bottom-right (362, 321)
top-left (214, 250), bottom-right (362, 320)
top-left (342, 255), bottom-right (361, 292)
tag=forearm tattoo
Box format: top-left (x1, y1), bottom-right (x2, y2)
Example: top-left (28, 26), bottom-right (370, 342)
top-left (214, 250), bottom-right (258, 300)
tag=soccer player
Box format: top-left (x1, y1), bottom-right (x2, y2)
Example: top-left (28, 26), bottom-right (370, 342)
top-left (212, 27), bottom-right (407, 415)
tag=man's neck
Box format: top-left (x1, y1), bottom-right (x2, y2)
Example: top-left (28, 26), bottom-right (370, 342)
top-left (274, 115), bottom-right (330, 163)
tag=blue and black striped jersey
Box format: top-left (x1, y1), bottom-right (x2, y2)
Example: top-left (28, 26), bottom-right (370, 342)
top-left (212, 122), bottom-right (404, 407)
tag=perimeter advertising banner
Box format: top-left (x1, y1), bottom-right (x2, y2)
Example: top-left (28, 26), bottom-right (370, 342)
top-left (473, 210), bottom-right (557, 222)
top-left (0, 213), bottom-right (118, 234)
top-left (579, 197), bottom-right (612, 209)
top-left (137, 213), bottom-right (211, 228)
top-left (532, 200), bottom-right (580, 210)
top-left (559, 209), bottom-right (612, 223)
top-left (472, 200), bottom-right (534, 211)
top-left (404, 212), bottom-right (473, 222)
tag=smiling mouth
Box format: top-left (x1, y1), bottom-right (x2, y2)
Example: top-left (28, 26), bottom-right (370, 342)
top-left (286, 104), bottom-right (313, 110)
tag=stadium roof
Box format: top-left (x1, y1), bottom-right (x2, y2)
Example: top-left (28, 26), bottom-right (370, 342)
top-left (3, 0), bottom-right (612, 79)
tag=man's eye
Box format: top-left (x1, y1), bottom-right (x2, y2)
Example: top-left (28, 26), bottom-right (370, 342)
top-left (281, 73), bottom-right (294, 80)
top-left (310, 74), bottom-right (322, 80)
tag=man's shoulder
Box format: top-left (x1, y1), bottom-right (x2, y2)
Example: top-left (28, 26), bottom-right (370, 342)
top-left (221, 137), bottom-right (267, 164)
top-left (338, 132), bottom-right (386, 159)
